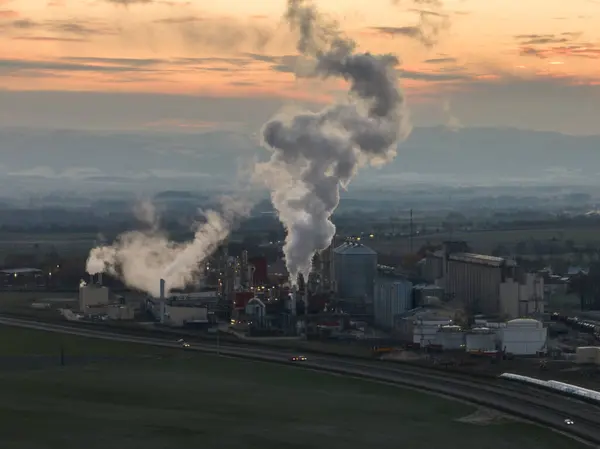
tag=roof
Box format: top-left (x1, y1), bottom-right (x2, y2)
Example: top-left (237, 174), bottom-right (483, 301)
top-left (507, 318), bottom-right (542, 327)
top-left (449, 253), bottom-right (510, 268)
top-left (0, 268), bottom-right (43, 274)
top-left (333, 242), bottom-right (377, 256)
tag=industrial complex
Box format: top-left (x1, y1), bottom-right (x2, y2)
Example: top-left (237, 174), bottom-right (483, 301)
top-left (53, 237), bottom-right (599, 370)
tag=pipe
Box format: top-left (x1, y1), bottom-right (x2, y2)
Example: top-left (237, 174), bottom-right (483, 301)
top-left (159, 278), bottom-right (166, 299)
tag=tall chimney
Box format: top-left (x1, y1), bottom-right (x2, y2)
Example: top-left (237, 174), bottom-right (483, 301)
top-left (97, 272), bottom-right (103, 285)
top-left (159, 278), bottom-right (166, 299)
top-left (290, 285), bottom-right (297, 316)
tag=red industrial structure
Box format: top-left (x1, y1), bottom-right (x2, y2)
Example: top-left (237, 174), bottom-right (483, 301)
top-left (249, 257), bottom-right (268, 285)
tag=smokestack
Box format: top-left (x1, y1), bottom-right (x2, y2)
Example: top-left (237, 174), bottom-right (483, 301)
top-left (290, 285), bottom-right (297, 316)
top-left (159, 278), bottom-right (165, 299)
top-left (97, 272), bottom-right (103, 285)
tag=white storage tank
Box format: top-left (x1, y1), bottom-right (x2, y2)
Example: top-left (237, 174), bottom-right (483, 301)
top-left (575, 346), bottom-right (600, 365)
top-left (435, 325), bottom-right (465, 350)
top-left (466, 327), bottom-right (496, 352)
top-left (413, 318), bottom-right (452, 346)
top-left (500, 318), bottom-right (547, 356)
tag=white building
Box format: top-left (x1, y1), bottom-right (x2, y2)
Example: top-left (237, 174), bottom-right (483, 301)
top-left (499, 318), bottom-right (547, 355)
top-left (396, 312), bottom-right (453, 346)
top-left (499, 273), bottom-right (544, 319)
top-left (147, 298), bottom-right (208, 327)
top-left (374, 279), bottom-right (412, 330)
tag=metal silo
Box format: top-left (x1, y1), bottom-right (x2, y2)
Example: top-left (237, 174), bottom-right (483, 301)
top-left (333, 242), bottom-right (377, 301)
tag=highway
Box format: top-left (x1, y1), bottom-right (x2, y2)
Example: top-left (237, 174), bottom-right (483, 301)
top-left (2, 315), bottom-right (600, 445)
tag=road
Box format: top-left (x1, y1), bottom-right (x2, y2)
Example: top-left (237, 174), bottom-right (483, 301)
top-left (1, 315), bottom-right (600, 445)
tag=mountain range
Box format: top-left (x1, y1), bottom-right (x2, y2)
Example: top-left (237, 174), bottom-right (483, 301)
top-left (0, 126), bottom-right (598, 195)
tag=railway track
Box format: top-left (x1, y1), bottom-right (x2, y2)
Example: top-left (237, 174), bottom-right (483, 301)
top-left (2, 315), bottom-right (600, 446)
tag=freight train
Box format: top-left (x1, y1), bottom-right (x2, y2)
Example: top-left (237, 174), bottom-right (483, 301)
top-left (499, 372), bottom-right (600, 403)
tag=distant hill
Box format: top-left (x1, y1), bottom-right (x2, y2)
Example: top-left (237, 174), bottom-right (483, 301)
top-left (0, 126), bottom-right (598, 193)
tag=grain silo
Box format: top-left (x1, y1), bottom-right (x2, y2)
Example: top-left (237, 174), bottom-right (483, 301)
top-left (333, 242), bottom-right (377, 301)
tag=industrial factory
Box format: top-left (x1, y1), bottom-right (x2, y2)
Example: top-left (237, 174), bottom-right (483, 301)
top-left (63, 236), bottom-right (600, 367)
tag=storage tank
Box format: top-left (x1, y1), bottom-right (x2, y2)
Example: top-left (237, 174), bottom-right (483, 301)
top-left (435, 325), bottom-right (465, 350)
top-left (374, 279), bottom-right (412, 329)
top-left (333, 242), bottom-right (377, 301)
top-left (466, 327), bottom-right (496, 352)
top-left (500, 318), bottom-right (547, 356)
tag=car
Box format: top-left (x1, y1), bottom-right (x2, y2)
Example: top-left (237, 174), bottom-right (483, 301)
top-left (564, 419), bottom-right (574, 425)
top-left (290, 355), bottom-right (307, 361)
top-left (181, 341), bottom-right (190, 348)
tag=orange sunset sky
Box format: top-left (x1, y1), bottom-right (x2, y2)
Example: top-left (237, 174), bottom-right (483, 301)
top-left (0, 0), bottom-right (599, 134)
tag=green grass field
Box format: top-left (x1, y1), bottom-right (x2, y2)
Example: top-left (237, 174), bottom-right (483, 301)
top-left (0, 326), bottom-right (585, 449)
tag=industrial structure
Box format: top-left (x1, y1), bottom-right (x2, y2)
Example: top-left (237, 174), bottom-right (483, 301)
top-left (332, 242), bottom-right (377, 302)
top-left (374, 278), bottom-right (413, 330)
top-left (420, 242), bottom-right (544, 318)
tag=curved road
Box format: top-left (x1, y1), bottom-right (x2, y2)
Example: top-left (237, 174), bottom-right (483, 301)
top-left (1, 316), bottom-right (599, 445)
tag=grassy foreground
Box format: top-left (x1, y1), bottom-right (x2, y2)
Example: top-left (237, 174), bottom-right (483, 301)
top-left (0, 326), bottom-right (584, 449)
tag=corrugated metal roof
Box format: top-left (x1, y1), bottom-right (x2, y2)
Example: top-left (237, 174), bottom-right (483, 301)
top-left (333, 242), bottom-right (376, 255)
top-left (0, 268), bottom-right (43, 274)
top-left (449, 252), bottom-right (507, 267)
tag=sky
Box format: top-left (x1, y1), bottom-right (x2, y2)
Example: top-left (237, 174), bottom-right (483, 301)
top-left (0, 0), bottom-right (598, 135)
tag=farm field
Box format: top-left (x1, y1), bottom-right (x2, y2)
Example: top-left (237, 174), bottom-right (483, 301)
top-left (0, 326), bottom-right (585, 449)
top-left (369, 226), bottom-right (600, 255)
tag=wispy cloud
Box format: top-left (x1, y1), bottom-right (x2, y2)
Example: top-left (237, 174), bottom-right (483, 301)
top-left (424, 57), bottom-right (456, 64)
top-left (13, 36), bottom-right (87, 42)
top-left (104, 0), bottom-right (153, 5)
top-left (399, 68), bottom-right (470, 81)
top-left (520, 45), bottom-right (600, 59)
top-left (0, 58), bottom-right (152, 75)
top-left (0, 9), bottom-right (17, 18)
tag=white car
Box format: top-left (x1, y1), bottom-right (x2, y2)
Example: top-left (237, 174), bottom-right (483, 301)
top-left (564, 419), bottom-right (574, 425)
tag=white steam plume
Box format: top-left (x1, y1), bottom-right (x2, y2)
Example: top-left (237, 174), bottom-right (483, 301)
top-left (86, 196), bottom-right (251, 297)
top-left (254, 0), bottom-right (412, 285)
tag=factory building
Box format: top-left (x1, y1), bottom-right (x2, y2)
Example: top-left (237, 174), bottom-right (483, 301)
top-left (147, 298), bottom-right (209, 327)
top-left (421, 242), bottom-right (542, 318)
top-left (78, 281), bottom-right (109, 312)
top-left (499, 272), bottom-right (544, 318)
top-left (332, 242), bottom-right (377, 302)
top-left (445, 252), bottom-right (515, 316)
top-left (373, 278), bottom-right (412, 330)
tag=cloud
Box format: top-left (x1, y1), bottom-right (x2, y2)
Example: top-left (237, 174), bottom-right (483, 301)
top-left (424, 57), bottom-right (456, 64)
top-left (0, 58), bottom-right (152, 75)
top-left (104, 0), bottom-right (153, 4)
top-left (0, 9), bottom-right (18, 18)
top-left (519, 44), bottom-right (600, 59)
top-left (154, 15), bottom-right (202, 24)
top-left (152, 15), bottom-right (275, 52)
top-left (61, 56), bottom-right (165, 66)
top-left (399, 68), bottom-right (470, 81)
top-left (388, 0), bottom-right (450, 47)
top-left (515, 34), bottom-right (570, 45)
top-left (12, 36), bottom-right (87, 42)
top-left (515, 32), bottom-right (600, 59)
top-left (1, 17), bottom-right (117, 41)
